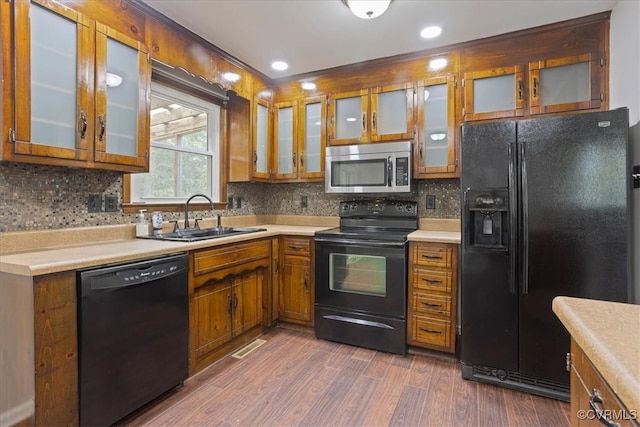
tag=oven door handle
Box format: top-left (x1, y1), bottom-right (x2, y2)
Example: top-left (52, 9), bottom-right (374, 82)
top-left (314, 237), bottom-right (407, 248)
top-left (387, 156), bottom-right (393, 187)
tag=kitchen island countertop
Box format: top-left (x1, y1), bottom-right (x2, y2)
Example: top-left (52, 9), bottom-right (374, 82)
top-left (552, 296), bottom-right (640, 414)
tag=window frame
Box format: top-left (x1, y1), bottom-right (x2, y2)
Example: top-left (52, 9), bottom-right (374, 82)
top-left (123, 80), bottom-right (228, 213)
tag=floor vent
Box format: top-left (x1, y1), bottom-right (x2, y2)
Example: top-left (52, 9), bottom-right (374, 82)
top-left (231, 339), bottom-right (266, 359)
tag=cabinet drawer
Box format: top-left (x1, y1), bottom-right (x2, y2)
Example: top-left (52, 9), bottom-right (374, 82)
top-left (411, 316), bottom-right (451, 348)
top-left (413, 244), bottom-right (453, 268)
top-left (413, 268), bottom-right (452, 293)
top-left (193, 240), bottom-right (271, 275)
top-left (412, 292), bottom-right (451, 316)
top-left (281, 237), bottom-right (311, 256)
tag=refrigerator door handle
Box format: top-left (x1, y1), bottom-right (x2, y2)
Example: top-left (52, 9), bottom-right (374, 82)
top-left (508, 142), bottom-right (517, 294)
top-left (520, 142), bottom-right (530, 295)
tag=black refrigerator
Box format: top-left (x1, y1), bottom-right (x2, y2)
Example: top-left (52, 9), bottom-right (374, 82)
top-left (459, 108), bottom-right (633, 401)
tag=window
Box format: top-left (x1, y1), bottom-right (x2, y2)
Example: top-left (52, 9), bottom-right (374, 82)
top-left (129, 81), bottom-right (222, 204)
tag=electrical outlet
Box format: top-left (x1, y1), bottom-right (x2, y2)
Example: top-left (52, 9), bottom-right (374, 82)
top-left (301, 195), bottom-right (308, 209)
top-left (105, 195), bottom-right (118, 212)
top-left (236, 197), bottom-right (242, 209)
top-left (228, 195), bottom-right (234, 208)
top-left (426, 195), bottom-right (436, 209)
top-left (88, 194), bottom-right (102, 213)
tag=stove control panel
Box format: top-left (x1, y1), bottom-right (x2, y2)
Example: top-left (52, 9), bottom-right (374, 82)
top-left (339, 200), bottom-right (417, 218)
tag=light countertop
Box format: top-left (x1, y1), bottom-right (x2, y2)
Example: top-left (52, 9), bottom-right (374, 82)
top-left (0, 218), bottom-right (461, 277)
top-left (552, 296), bottom-right (640, 413)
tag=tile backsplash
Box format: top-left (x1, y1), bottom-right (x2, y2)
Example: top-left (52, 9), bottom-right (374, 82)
top-left (0, 162), bottom-right (460, 232)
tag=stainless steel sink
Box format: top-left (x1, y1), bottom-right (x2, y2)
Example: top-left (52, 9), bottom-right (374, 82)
top-left (147, 227), bottom-right (266, 242)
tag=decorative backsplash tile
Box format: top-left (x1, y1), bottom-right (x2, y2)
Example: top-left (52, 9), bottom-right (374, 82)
top-left (0, 162), bottom-right (460, 232)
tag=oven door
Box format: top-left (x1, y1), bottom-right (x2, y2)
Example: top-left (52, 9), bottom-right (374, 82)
top-left (314, 237), bottom-right (408, 318)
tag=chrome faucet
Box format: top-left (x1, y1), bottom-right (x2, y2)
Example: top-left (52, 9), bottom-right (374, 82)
top-left (184, 194), bottom-right (214, 229)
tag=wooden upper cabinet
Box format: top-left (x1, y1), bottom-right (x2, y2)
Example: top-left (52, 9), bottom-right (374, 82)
top-left (93, 23), bottom-right (150, 170)
top-left (273, 100), bottom-right (298, 180)
top-left (414, 75), bottom-right (457, 178)
top-left (10, 0), bottom-right (150, 172)
top-left (12, 0), bottom-right (92, 162)
top-left (328, 84), bottom-right (413, 145)
top-left (528, 53), bottom-right (603, 115)
top-left (251, 97), bottom-right (271, 180)
top-left (463, 65), bottom-right (525, 122)
top-left (369, 83), bottom-right (415, 142)
top-left (298, 96), bottom-right (326, 180)
top-left (257, 96), bottom-right (326, 182)
top-left (328, 89), bottom-right (368, 145)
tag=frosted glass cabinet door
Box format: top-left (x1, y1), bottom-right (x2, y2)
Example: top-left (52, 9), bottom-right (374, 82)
top-left (370, 84), bottom-right (414, 142)
top-left (529, 54), bottom-right (602, 115)
top-left (299, 96), bottom-right (326, 180)
top-left (329, 89), bottom-right (367, 145)
top-left (12, 1), bottom-right (91, 160)
top-left (94, 23), bottom-right (149, 170)
top-left (253, 99), bottom-right (270, 179)
top-left (463, 66), bottom-right (524, 121)
top-left (274, 102), bottom-right (296, 178)
top-left (104, 37), bottom-right (139, 157)
top-left (415, 76), bottom-right (457, 177)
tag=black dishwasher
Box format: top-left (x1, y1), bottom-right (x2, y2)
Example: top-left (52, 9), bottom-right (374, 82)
top-left (77, 253), bottom-right (189, 426)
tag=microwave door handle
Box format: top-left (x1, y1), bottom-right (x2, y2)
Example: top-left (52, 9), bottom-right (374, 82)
top-left (387, 156), bottom-right (393, 187)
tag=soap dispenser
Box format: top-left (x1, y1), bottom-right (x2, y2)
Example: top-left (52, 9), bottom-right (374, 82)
top-left (136, 209), bottom-right (149, 237)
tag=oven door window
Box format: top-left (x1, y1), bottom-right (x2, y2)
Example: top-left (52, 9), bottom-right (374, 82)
top-left (329, 254), bottom-right (386, 296)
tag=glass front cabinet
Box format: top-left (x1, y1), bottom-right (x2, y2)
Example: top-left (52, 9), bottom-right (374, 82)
top-left (10, 0), bottom-right (150, 172)
top-left (252, 97), bottom-right (271, 180)
top-left (414, 76), bottom-right (457, 177)
top-left (328, 84), bottom-right (414, 145)
top-left (271, 96), bottom-right (326, 181)
top-left (463, 65), bottom-right (525, 122)
top-left (528, 53), bottom-right (603, 115)
top-left (464, 53), bottom-right (603, 122)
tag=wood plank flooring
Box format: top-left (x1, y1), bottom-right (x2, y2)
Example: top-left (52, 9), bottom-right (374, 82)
top-left (121, 326), bottom-right (570, 427)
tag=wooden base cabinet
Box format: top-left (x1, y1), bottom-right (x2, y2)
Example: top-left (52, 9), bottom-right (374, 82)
top-left (189, 240), bottom-right (271, 374)
top-left (407, 242), bottom-right (458, 353)
top-left (278, 236), bottom-right (313, 326)
top-left (570, 338), bottom-right (638, 427)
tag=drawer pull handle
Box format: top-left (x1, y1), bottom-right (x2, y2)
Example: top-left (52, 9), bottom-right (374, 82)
top-left (422, 254), bottom-right (443, 260)
top-left (422, 278), bottom-right (442, 284)
top-left (289, 245), bottom-right (304, 251)
top-left (421, 302), bottom-right (441, 308)
top-left (589, 388), bottom-right (621, 427)
top-left (420, 328), bottom-right (442, 334)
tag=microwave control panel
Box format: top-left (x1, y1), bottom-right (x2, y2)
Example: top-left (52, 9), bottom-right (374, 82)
top-left (396, 157), bottom-right (409, 186)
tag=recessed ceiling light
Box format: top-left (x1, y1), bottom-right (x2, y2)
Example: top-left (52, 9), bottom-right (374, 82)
top-left (429, 58), bottom-right (448, 71)
top-left (421, 26), bottom-right (442, 39)
top-left (271, 61), bottom-right (288, 71)
top-left (168, 103), bottom-right (181, 109)
top-left (301, 82), bottom-right (316, 90)
top-left (222, 72), bottom-right (240, 82)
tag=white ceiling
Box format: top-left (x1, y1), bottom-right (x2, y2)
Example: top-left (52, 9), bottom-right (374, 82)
top-left (140, 0), bottom-right (618, 80)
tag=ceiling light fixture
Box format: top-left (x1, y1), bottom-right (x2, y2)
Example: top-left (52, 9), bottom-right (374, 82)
top-left (343, 0), bottom-right (391, 19)
top-left (421, 26), bottom-right (442, 39)
top-left (271, 61), bottom-right (288, 71)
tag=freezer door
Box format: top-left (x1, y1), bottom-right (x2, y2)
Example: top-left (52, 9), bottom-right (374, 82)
top-left (460, 121), bottom-right (518, 370)
top-left (517, 109), bottom-right (630, 384)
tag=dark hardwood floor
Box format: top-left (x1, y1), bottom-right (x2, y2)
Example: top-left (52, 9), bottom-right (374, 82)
top-left (122, 326), bottom-right (570, 427)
